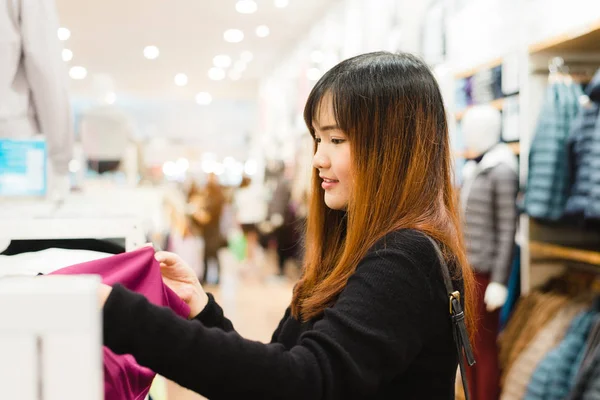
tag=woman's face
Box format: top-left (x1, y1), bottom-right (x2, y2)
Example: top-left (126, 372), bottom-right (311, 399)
top-left (312, 96), bottom-right (352, 210)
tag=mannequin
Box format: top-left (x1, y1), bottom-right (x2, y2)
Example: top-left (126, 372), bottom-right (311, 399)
top-left (0, 0), bottom-right (73, 202)
top-left (461, 105), bottom-right (519, 400)
top-left (80, 105), bottom-right (132, 177)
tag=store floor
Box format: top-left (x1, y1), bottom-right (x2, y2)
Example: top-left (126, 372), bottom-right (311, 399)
top-left (165, 247), bottom-right (296, 400)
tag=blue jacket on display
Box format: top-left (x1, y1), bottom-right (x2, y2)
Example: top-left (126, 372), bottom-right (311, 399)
top-left (565, 70), bottom-right (600, 223)
top-left (525, 311), bottom-right (596, 400)
top-left (525, 82), bottom-right (583, 221)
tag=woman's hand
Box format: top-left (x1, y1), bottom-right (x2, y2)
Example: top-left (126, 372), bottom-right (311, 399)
top-left (155, 251), bottom-right (209, 318)
top-left (98, 283), bottom-right (112, 309)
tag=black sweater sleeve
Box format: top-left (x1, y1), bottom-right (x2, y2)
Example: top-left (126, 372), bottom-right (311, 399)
top-left (192, 293), bottom-right (234, 332)
top-left (103, 239), bottom-right (439, 400)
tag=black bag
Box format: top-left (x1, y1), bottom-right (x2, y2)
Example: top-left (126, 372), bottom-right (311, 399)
top-left (425, 236), bottom-right (476, 400)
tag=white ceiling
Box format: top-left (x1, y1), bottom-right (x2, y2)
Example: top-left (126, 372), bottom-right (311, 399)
top-left (55, 0), bottom-right (340, 100)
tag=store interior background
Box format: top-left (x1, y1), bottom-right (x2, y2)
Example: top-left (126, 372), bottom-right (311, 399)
top-left (3, 0), bottom-right (600, 399)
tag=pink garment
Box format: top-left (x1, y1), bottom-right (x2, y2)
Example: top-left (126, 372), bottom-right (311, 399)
top-left (50, 246), bottom-right (190, 400)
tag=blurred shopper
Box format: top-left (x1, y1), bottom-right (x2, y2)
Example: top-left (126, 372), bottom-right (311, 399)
top-left (100, 52), bottom-right (476, 399)
top-left (200, 173), bottom-right (226, 284)
top-left (233, 175), bottom-right (268, 271)
top-left (266, 169), bottom-right (300, 276)
top-left (0, 0), bottom-right (73, 200)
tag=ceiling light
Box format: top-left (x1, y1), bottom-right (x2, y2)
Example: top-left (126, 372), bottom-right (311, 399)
top-left (57, 27), bottom-right (71, 41)
top-left (234, 60), bottom-right (247, 72)
top-left (224, 29), bottom-right (244, 43)
top-left (69, 66), bottom-right (87, 80)
top-left (274, 0), bottom-right (289, 7)
top-left (105, 92), bottom-right (116, 104)
top-left (236, 0), bottom-right (257, 14)
top-left (208, 67), bottom-right (226, 81)
top-left (244, 159), bottom-right (258, 176)
top-left (307, 67), bottom-right (321, 81)
top-left (196, 92), bottom-right (213, 105)
top-left (144, 46), bottom-right (160, 60)
top-left (174, 73), bottom-right (188, 86)
top-left (240, 51), bottom-right (254, 63)
top-left (256, 25), bottom-right (270, 38)
top-left (213, 55), bottom-right (232, 68)
top-left (213, 163), bottom-right (225, 176)
top-left (310, 50), bottom-right (325, 63)
top-left (229, 69), bottom-right (242, 81)
top-left (62, 49), bottom-right (73, 62)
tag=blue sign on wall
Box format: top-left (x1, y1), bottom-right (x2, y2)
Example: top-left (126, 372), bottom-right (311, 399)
top-left (0, 139), bottom-right (47, 197)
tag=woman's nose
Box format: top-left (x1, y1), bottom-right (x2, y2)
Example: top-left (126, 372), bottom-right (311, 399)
top-left (312, 149), bottom-right (330, 170)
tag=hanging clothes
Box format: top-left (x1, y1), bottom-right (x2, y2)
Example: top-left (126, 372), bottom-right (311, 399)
top-left (565, 69), bottom-right (600, 224)
top-left (564, 102), bottom-right (600, 221)
top-left (499, 292), bottom-right (570, 385)
top-left (525, 310), bottom-right (596, 400)
top-left (501, 302), bottom-right (586, 400)
top-left (50, 246), bottom-right (190, 400)
top-left (525, 81), bottom-right (583, 221)
top-left (569, 317), bottom-right (600, 399)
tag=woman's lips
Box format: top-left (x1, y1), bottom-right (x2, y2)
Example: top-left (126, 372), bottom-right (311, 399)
top-left (321, 178), bottom-right (339, 190)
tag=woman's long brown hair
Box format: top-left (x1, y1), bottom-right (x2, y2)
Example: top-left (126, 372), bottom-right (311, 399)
top-left (291, 52), bottom-right (476, 336)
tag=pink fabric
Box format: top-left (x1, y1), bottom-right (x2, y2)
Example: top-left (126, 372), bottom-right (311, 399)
top-left (50, 246), bottom-right (190, 400)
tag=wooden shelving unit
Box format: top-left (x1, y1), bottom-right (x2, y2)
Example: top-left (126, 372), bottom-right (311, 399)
top-left (455, 98), bottom-right (505, 121)
top-left (529, 20), bottom-right (600, 54)
top-left (530, 241), bottom-right (600, 266)
top-left (454, 57), bottom-right (503, 80)
top-left (522, 19), bottom-right (600, 294)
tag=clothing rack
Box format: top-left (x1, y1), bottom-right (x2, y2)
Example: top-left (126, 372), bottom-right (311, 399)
top-left (530, 241), bottom-right (600, 266)
top-left (520, 18), bottom-right (600, 294)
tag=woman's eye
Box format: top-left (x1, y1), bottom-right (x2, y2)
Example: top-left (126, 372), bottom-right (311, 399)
top-left (314, 137), bottom-right (322, 144)
top-left (331, 138), bottom-right (345, 145)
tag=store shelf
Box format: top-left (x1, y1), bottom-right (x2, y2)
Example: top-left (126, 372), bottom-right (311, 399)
top-left (529, 20), bottom-right (600, 54)
top-left (530, 241), bottom-right (600, 266)
top-left (454, 57), bottom-right (503, 80)
top-left (455, 98), bottom-right (505, 121)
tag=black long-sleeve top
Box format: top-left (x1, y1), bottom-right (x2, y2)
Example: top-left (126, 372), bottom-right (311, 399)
top-left (103, 229), bottom-right (461, 399)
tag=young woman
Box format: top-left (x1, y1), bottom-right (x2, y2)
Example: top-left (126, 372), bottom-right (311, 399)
top-left (100, 51), bottom-right (475, 399)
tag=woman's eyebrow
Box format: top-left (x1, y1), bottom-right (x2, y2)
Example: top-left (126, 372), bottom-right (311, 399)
top-left (315, 124), bottom-right (340, 132)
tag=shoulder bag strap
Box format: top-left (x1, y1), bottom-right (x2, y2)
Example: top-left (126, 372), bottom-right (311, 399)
top-left (425, 235), bottom-right (476, 400)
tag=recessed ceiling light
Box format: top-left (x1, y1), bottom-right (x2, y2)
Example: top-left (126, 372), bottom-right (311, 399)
top-left (196, 92), bottom-right (212, 105)
top-left (310, 50), bottom-right (324, 63)
top-left (236, 0), bottom-right (257, 14)
top-left (307, 68), bottom-right (321, 81)
top-left (234, 60), bottom-right (247, 72)
top-left (69, 66), bottom-right (87, 80)
top-left (105, 92), bottom-right (116, 105)
top-left (274, 0), bottom-right (289, 7)
top-left (57, 27), bottom-right (71, 41)
top-left (208, 67), bottom-right (226, 81)
top-left (62, 49), bottom-right (73, 62)
top-left (229, 69), bottom-right (242, 81)
top-left (240, 51), bottom-right (254, 63)
top-left (174, 73), bottom-right (188, 86)
top-left (213, 55), bottom-right (232, 68)
top-left (144, 46), bottom-right (160, 60)
top-left (256, 25), bottom-right (270, 38)
top-left (224, 29), bottom-right (244, 43)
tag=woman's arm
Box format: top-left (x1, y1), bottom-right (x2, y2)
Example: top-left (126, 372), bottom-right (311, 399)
top-left (103, 238), bottom-right (440, 400)
top-left (192, 292), bottom-right (234, 332)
